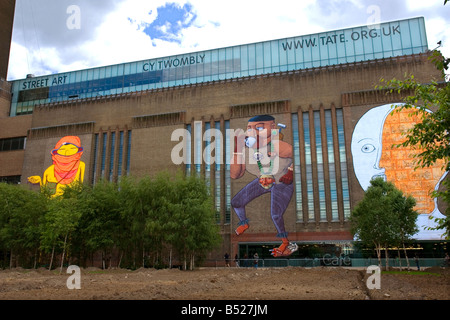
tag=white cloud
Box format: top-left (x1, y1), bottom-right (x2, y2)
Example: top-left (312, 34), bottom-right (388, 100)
top-left (6, 0), bottom-right (450, 80)
top-left (168, 0), bottom-right (322, 56)
top-left (61, 0), bottom-right (321, 70)
top-left (425, 17), bottom-right (448, 48)
top-left (75, 0), bottom-right (195, 66)
top-left (8, 42), bottom-right (30, 80)
top-left (405, 0), bottom-right (432, 11)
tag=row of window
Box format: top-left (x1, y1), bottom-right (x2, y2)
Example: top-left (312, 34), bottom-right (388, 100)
top-left (17, 71), bottom-right (164, 104)
top-left (0, 137), bottom-right (26, 152)
top-left (0, 176), bottom-right (21, 184)
top-left (91, 130), bottom-right (132, 184)
top-left (186, 120), bottom-right (232, 224)
top-left (292, 109), bottom-right (351, 222)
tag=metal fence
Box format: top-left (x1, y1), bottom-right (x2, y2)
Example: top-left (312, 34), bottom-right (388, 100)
top-left (209, 257), bottom-right (447, 269)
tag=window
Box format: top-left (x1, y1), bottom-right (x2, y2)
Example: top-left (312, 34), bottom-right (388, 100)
top-left (100, 132), bottom-right (107, 178)
top-left (109, 131), bottom-right (116, 181)
top-left (303, 112), bottom-right (315, 221)
top-left (204, 122), bottom-right (211, 189)
top-left (194, 121), bottom-right (202, 176)
top-left (0, 137), bottom-right (26, 152)
top-left (225, 120), bottom-right (231, 224)
top-left (336, 109), bottom-right (351, 219)
top-left (314, 111), bottom-right (326, 221)
top-left (185, 124), bottom-right (192, 176)
top-left (214, 121), bottom-right (221, 223)
top-left (91, 134), bottom-right (99, 184)
top-left (0, 176), bottom-right (21, 184)
top-left (291, 113), bottom-right (303, 221)
top-left (325, 110), bottom-right (339, 221)
top-left (117, 131), bottom-right (124, 178)
top-left (92, 130), bottom-right (131, 184)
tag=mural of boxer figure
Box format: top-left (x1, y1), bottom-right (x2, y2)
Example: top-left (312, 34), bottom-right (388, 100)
top-left (28, 136), bottom-right (85, 197)
top-left (230, 115), bottom-right (298, 257)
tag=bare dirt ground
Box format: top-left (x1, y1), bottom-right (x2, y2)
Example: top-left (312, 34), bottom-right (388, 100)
top-left (0, 266), bottom-right (448, 301)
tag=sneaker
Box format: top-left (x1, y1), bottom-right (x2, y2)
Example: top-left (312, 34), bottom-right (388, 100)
top-left (270, 241), bottom-right (298, 257)
top-left (235, 223), bottom-right (249, 235)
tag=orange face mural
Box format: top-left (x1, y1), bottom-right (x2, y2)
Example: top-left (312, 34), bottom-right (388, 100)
top-left (379, 108), bottom-right (446, 214)
top-left (28, 136), bottom-right (85, 197)
top-left (351, 103), bottom-right (448, 240)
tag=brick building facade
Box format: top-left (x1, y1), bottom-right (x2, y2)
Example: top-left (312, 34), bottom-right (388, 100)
top-left (1, 9), bottom-right (447, 262)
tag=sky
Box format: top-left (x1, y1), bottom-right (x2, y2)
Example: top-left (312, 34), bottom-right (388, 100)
top-left (7, 0), bottom-right (450, 81)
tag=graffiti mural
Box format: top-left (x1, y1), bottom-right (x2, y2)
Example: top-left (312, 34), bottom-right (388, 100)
top-left (351, 103), bottom-right (448, 239)
top-left (230, 115), bottom-right (298, 257)
top-left (28, 136), bottom-right (85, 197)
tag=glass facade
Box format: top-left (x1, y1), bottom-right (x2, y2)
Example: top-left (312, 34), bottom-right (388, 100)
top-left (9, 17), bottom-right (427, 116)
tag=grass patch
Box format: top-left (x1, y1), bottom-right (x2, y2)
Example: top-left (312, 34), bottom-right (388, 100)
top-left (86, 270), bottom-right (108, 274)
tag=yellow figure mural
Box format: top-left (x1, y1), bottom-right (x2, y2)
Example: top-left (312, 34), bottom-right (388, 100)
top-left (28, 136), bottom-right (85, 197)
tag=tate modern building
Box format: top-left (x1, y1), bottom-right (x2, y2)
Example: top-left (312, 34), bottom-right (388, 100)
top-left (0, 1), bottom-right (447, 264)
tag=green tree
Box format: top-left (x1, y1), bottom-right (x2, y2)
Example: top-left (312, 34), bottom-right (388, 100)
top-left (114, 176), bottom-right (139, 268)
top-left (392, 192), bottom-right (419, 270)
top-left (144, 172), bottom-right (175, 268)
top-left (78, 181), bottom-right (124, 269)
top-left (2, 170), bottom-right (222, 271)
top-left (350, 177), bottom-right (418, 269)
top-left (121, 171), bottom-right (221, 270)
top-left (40, 184), bottom-right (83, 272)
top-left (165, 173), bottom-right (221, 270)
top-left (116, 171), bottom-right (221, 270)
top-left (118, 175), bottom-right (158, 269)
top-left (0, 183), bottom-right (47, 268)
top-left (377, 49), bottom-right (449, 239)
